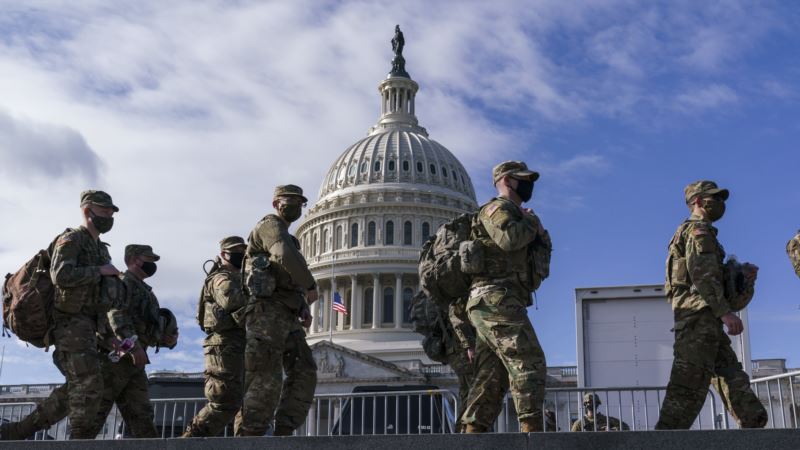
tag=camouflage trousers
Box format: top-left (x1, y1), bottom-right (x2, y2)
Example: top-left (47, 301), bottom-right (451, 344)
top-left (237, 301), bottom-right (317, 436)
top-left (2, 352), bottom-right (155, 439)
top-left (462, 288), bottom-right (546, 429)
top-left (447, 349), bottom-right (474, 432)
top-left (50, 313), bottom-right (105, 439)
top-left (656, 309), bottom-right (767, 429)
top-left (184, 340), bottom-right (245, 437)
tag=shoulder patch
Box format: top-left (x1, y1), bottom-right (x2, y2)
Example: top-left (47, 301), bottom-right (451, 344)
top-left (692, 228), bottom-right (709, 236)
top-left (56, 234), bottom-right (76, 247)
top-left (485, 203), bottom-right (500, 218)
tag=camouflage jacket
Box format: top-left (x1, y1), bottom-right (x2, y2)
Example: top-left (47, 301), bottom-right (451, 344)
top-left (246, 214), bottom-right (315, 312)
top-left (665, 215), bottom-right (730, 319)
top-left (50, 226), bottom-right (111, 316)
top-left (202, 267), bottom-right (246, 347)
top-left (571, 413), bottom-right (630, 432)
top-left (448, 300), bottom-right (475, 351)
top-left (471, 196), bottom-right (540, 296)
top-left (787, 230), bottom-right (800, 278)
top-left (106, 270), bottom-right (162, 350)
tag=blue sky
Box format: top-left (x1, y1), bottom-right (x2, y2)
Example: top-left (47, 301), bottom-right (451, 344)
top-left (0, 1), bottom-right (797, 384)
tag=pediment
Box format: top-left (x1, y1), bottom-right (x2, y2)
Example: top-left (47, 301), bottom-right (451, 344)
top-left (310, 340), bottom-right (423, 383)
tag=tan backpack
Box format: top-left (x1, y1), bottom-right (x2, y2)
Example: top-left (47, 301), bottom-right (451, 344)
top-left (2, 232), bottom-right (64, 348)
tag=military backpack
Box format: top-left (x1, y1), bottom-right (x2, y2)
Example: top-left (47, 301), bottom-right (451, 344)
top-left (408, 291), bottom-right (451, 363)
top-left (723, 256), bottom-right (757, 312)
top-left (787, 231), bottom-right (800, 278)
top-left (418, 213), bottom-right (476, 310)
top-left (1, 232), bottom-right (65, 348)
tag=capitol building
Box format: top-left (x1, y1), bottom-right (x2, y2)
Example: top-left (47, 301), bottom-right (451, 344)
top-left (295, 38), bottom-right (478, 394)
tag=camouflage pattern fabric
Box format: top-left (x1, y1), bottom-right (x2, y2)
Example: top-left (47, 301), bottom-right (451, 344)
top-left (787, 230), bottom-right (800, 278)
top-left (184, 268), bottom-right (246, 437)
top-left (92, 356), bottom-right (157, 438)
top-left (462, 287), bottom-right (547, 430)
top-left (238, 214), bottom-right (317, 436)
top-left (446, 300), bottom-right (475, 431)
top-left (108, 271), bottom-right (163, 348)
top-left (49, 226), bottom-right (111, 439)
top-left (658, 213), bottom-right (767, 429)
top-left (237, 302), bottom-right (316, 436)
top-left (571, 412), bottom-right (630, 432)
top-left (461, 196), bottom-right (547, 430)
top-left (656, 309), bottom-right (767, 429)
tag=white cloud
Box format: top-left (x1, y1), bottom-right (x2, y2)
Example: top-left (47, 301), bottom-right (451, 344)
top-left (675, 84), bottom-right (739, 112)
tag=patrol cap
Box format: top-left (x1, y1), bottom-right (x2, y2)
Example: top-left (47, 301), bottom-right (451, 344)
top-left (583, 393), bottom-right (601, 405)
top-left (492, 161), bottom-right (540, 185)
top-left (219, 236), bottom-right (247, 252)
top-left (124, 244), bottom-right (160, 262)
top-left (273, 184), bottom-right (308, 203)
top-left (684, 180), bottom-right (729, 204)
top-left (80, 190), bottom-right (119, 212)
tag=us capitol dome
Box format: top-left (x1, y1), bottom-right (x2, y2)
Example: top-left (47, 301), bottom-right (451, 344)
top-left (296, 29), bottom-right (477, 370)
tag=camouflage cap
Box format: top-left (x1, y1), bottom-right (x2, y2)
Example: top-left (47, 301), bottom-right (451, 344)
top-left (492, 161), bottom-right (540, 185)
top-left (684, 180), bottom-right (729, 204)
top-left (583, 393), bottom-right (601, 405)
top-left (80, 190), bottom-right (119, 212)
top-left (274, 184), bottom-right (308, 203)
top-left (124, 244), bottom-right (160, 262)
top-left (219, 236), bottom-right (247, 252)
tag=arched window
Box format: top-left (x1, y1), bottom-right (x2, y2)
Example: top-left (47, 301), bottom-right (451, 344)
top-left (335, 226), bottom-right (342, 250)
top-left (367, 221), bottom-right (376, 246)
top-left (416, 161), bottom-right (423, 172)
top-left (322, 229), bottom-right (328, 253)
top-left (383, 287), bottom-right (394, 324)
top-left (374, 161), bottom-right (381, 172)
top-left (360, 161), bottom-right (368, 173)
top-left (403, 221), bottom-right (413, 245)
top-left (312, 232), bottom-right (318, 256)
top-left (348, 164), bottom-right (357, 176)
top-left (442, 167), bottom-right (448, 178)
top-left (388, 160), bottom-right (396, 171)
top-left (403, 288), bottom-right (414, 324)
top-left (403, 161), bottom-right (409, 171)
top-left (318, 296), bottom-right (325, 330)
top-left (422, 222), bottom-right (431, 241)
top-left (429, 164), bottom-right (437, 175)
top-left (363, 287), bottom-right (374, 326)
top-left (385, 221), bottom-right (394, 245)
top-left (350, 223), bottom-right (358, 248)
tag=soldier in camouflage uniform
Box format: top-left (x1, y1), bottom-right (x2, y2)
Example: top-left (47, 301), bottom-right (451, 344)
top-left (445, 299), bottom-right (475, 432)
top-left (655, 181), bottom-right (767, 429)
top-left (48, 190), bottom-right (121, 439)
top-left (462, 161), bottom-right (548, 433)
top-left (787, 230), bottom-right (800, 278)
top-left (237, 185), bottom-right (318, 437)
top-left (93, 244), bottom-right (178, 437)
top-left (182, 236), bottom-right (248, 437)
top-left (571, 393), bottom-right (629, 432)
top-left (0, 244), bottom-right (178, 440)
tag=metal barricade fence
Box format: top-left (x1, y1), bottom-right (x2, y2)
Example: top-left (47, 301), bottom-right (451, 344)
top-left (750, 370), bottom-right (800, 429)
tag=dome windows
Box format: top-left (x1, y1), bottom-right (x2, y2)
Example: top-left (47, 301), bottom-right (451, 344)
top-left (442, 167), bottom-right (448, 178)
top-left (388, 160), bottom-right (396, 171)
top-left (367, 221), bottom-right (376, 246)
top-left (350, 223), bottom-right (359, 247)
top-left (383, 287), bottom-right (394, 324)
top-left (374, 161), bottom-right (381, 172)
top-left (429, 164), bottom-right (436, 175)
top-left (416, 162), bottom-right (423, 173)
top-left (385, 221), bottom-right (395, 245)
top-left (403, 161), bottom-right (409, 171)
top-left (360, 162), bottom-right (368, 173)
top-left (422, 222), bottom-right (431, 241)
top-left (403, 221), bottom-right (413, 245)
top-left (348, 164), bottom-right (357, 177)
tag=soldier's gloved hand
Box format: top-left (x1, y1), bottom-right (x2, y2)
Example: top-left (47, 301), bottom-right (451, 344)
top-left (721, 312), bottom-right (743, 336)
top-left (306, 288), bottom-right (319, 304)
top-left (129, 344), bottom-right (148, 369)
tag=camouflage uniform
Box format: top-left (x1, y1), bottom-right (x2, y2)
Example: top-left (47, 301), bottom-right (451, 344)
top-left (571, 394), bottom-right (629, 432)
top-left (238, 185), bottom-right (317, 436)
top-left (48, 191), bottom-right (118, 439)
top-left (656, 181), bottom-right (767, 430)
top-left (462, 162), bottom-right (547, 432)
top-left (184, 237), bottom-right (248, 437)
top-left (787, 230), bottom-right (800, 278)
top-left (446, 300), bottom-right (475, 431)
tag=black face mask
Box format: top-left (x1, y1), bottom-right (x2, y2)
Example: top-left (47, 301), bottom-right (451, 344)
top-left (513, 179), bottom-right (534, 203)
top-left (278, 203), bottom-right (303, 223)
top-left (140, 261), bottom-right (157, 277)
top-left (89, 210), bottom-right (114, 234)
top-left (225, 252), bottom-right (244, 269)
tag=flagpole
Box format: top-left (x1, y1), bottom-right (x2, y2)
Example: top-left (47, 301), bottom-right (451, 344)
top-left (329, 253), bottom-right (336, 343)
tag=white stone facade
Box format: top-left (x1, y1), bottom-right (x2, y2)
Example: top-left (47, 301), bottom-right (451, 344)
top-left (296, 62), bottom-right (477, 369)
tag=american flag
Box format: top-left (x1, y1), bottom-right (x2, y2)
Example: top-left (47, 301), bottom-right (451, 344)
top-left (332, 292), bottom-right (348, 314)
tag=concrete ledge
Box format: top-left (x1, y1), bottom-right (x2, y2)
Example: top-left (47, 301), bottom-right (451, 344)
top-left (0, 429), bottom-right (798, 450)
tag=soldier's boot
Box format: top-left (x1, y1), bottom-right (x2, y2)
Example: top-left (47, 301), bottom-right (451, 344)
top-left (0, 416), bottom-right (41, 440)
top-left (519, 418), bottom-right (543, 433)
top-left (273, 425), bottom-right (294, 436)
top-left (465, 424), bottom-right (488, 433)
